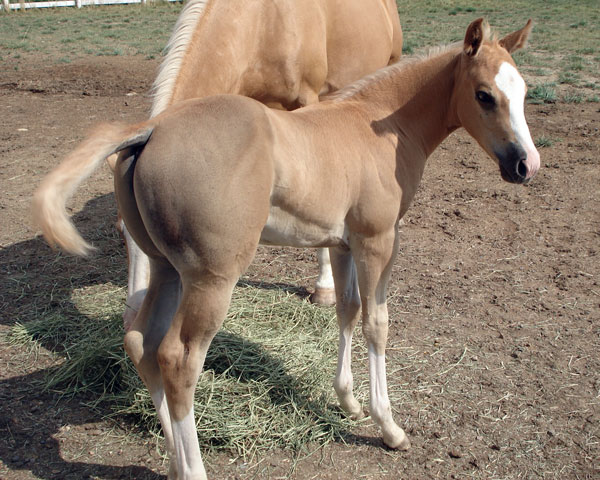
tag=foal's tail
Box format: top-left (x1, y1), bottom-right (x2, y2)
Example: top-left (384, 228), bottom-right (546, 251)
top-left (32, 122), bottom-right (155, 256)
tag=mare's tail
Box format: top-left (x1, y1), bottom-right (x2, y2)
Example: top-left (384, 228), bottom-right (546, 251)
top-left (32, 122), bottom-right (155, 256)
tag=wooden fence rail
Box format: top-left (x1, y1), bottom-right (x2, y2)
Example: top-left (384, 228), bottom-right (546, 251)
top-left (1, 0), bottom-right (179, 10)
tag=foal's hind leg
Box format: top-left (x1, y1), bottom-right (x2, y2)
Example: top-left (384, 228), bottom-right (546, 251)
top-left (157, 272), bottom-right (239, 480)
top-left (351, 228), bottom-right (411, 450)
top-left (123, 258), bottom-right (182, 478)
top-left (330, 246), bottom-right (363, 419)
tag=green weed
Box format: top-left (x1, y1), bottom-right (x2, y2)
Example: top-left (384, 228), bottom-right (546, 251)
top-left (558, 71), bottom-right (580, 85)
top-left (563, 92), bottom-right (583, 104)
top-left (535, 135), bottom-right (555, 148)
top-left (527, 83), bottom-right (558, 104)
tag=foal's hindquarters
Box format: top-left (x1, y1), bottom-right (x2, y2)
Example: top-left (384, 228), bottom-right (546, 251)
top-left (116, 99), bottom-right (275, 479)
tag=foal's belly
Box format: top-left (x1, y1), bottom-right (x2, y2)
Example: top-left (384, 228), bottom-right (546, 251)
top-left (259, 206), bottom-right (347, 248)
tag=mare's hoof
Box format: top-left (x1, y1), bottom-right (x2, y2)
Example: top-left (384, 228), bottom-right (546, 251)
top-left (310, 287), bottom-right (336, 306)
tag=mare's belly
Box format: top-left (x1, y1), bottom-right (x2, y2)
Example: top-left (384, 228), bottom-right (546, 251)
top-left (259, 206), bottom-right (347, 248)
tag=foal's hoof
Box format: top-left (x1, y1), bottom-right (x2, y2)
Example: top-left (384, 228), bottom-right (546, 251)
top-left (310, 287), bottom-right (336, 306)
top-left (384, 431), bottom-right (411, 451)
top-left (349, 408), bottom-right (366, 421)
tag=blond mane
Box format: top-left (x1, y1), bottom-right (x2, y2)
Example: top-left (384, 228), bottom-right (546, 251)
top-left (150, 0), bottom-right (210, 117)
top-left (328, 42), bottom-right (464, 103)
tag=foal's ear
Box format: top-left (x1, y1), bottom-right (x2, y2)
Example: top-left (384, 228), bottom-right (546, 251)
top-left (463, 18), bottom-right (487, 57)
top-left (499, 19), bottom-right (533, 54)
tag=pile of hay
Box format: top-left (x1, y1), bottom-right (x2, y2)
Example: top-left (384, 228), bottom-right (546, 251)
top-left (11, 280), bottom-right (363, 457)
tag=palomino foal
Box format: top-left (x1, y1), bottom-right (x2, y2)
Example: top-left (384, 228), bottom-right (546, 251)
top-left (115, 0), bottom-right (403, 327)
top-left (34, 18), bottom-right (539, 480)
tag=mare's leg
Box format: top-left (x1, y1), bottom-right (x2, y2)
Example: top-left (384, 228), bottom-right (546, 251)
top-left (330, 247), bottom-right (363, 419)
top-left (120, 220), bottom-right (150, 331)
top-left (312, 248), bottom-right (336, 305)
top-left (108, 153), bottom-right (151, 330)
top-left (157, 272), bottom-right (239, 480)
top-left (123, 258), bottom-right (182, 478)
top-left (351, 227), bottom-right (411, 450)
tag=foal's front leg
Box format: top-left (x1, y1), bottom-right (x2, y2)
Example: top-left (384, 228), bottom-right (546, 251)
top-left (352, 229), bottom-right (411, 450)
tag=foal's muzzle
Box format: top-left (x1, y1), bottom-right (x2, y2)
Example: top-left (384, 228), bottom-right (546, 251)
top-left (496, 142), bottom-right (530, 184)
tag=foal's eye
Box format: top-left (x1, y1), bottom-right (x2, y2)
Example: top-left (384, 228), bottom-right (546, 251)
top-left (476, 90), bottom-right (495, 107)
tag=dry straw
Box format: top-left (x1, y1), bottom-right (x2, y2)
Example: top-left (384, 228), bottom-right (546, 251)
top-left (10, 280), bottom-right (361, 458)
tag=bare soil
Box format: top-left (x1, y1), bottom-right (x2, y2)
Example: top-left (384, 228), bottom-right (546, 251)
top-left (1, 54), bottom-right (598, 479)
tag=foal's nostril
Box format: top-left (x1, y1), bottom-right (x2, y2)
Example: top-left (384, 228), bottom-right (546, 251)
top-left (517, 159), bottom-right (528, 179)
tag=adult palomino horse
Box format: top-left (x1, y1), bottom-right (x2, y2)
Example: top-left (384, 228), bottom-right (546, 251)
top-left (115, 0), bottom-right (403, 328)
top-left (34, 18), bottom-right (539, 480)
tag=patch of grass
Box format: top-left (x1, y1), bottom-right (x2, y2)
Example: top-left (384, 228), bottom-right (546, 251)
top-left (513, 51), bottom-right (544, 68)
top-left (0, 4), bottom-right (183, 59)
top-left (535, 135), bottom-right (555, 148)
top-left (402, 40), bottom-right (416, 55)
top-left (9, 281), bottom-right (360, 458)
top-left (588, 95), bottom-right (600, 103)
top-left (576, 47), bottom-right (596, 55)
top-left (527, 83), bottom-right (558, 104)
top-left (569, 20), bottom-right (587, 28)
top-left (97, 48), bottom-right (123, 56)
top-left (558, 71), bottom-right (580, 85)
top-left (529, 68), bottom-right (549, 77)
top-left (564, 55), bottom-right (585, 71)
top-left (562, 92), bottom-right (583, 104)
top-left (448, 6), bottom-right (477, 16)
top-left (395, 0), bottom-right (600, 88)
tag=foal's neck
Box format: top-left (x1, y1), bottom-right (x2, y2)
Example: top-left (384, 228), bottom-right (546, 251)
top-left (355, 48), bottom-right (462, 159)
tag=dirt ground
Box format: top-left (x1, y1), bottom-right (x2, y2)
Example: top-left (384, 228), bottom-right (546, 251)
top-left (1, 54), bottom-right (598, 480)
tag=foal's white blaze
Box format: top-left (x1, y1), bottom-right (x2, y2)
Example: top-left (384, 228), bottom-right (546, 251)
top-left (494, 62), bottom-right (540, 179)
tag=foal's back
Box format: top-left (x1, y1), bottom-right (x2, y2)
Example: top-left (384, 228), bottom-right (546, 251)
top-left (130, 94), bottom-right (399, 258)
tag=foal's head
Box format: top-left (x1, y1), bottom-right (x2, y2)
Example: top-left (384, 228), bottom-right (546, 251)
top-left (453, 18), bottom-right (540, 184)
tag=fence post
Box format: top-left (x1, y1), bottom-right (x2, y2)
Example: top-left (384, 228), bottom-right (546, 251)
top-left (76, 0), bottom-right (81, 7)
